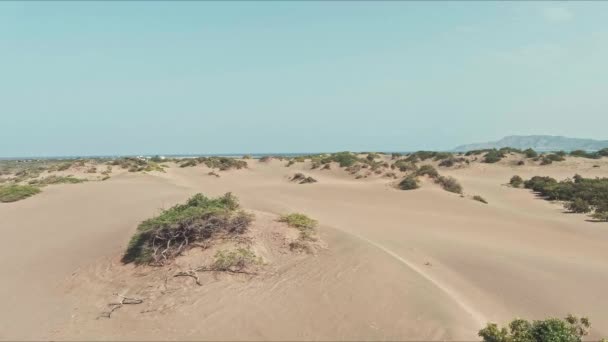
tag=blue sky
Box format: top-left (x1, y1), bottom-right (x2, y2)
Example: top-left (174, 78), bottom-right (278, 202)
top-left (1, 1), bottom-right (607, 157)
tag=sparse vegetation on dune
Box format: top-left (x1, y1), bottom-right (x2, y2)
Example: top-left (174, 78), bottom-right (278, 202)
top-left (522, 175), bottom-right (608, 221)
top-left (393, 159), bottom-right (418, 172)
top-left (211, 248), bottom-right (262, 273)
top-left (415, 165), bottom-right (439, 178)
top-left (509, 175), bottom-right (524, 188)
top-left (479, 315), bottom-right (591, 342)
top-left (398, 175), bottom-right (419, 190)
top-left (179, 157), bottom-right (247, 171)
top-left (290, 173), bottom-right (317, 184)
top-left (0, 184), bottom-right (41, 203)
top-left (29, 175), bottom-right (87, 186)
top-left (122, 193), bottom-right (253, 265)
top-left (472, 195), bottom-right (488, 204)
top-left (435, 175), bottom-right (463, 194)
top-left (279, 213), bottom-right (318, 243)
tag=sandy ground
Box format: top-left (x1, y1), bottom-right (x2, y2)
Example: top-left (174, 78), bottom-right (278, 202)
top-left (1, 157), bottom-right (607, 340)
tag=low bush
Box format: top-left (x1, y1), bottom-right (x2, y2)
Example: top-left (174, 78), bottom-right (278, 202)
top-left (211, 248), bottom-right (262, 272)
top-left (398, 176), bottom-right (419, 190)
top-left (509, 175), bottom-right (524, 188)
top-left (483, 149), bottom-right (505, 163)
top-left (523, 148), bottom-right (538, 158)
top-left (280, 213), bottom-right (317, 241)
top-left (322, 152), bottom-right (360, 167)
top-left (415, 165), bottom-right (439, 178)
top-left (438, 157), bottom-right (468, 167)
top-left (290, 173), bottom-right (317, 184)
top-left (0, 184), bottom-right (41, 203)
top-left (393, 160), bottom-right (418, 172)
top-left (473, 195), bottom-right (488, 204)
top-left (122, 193), bottom-right (252, 265)
top-left (436, 176), bottom-right (463, 194)
top-left (29, 175), bottom-right (87, 186)
top-left (259, 156), bottom-right (273, 163)
top-left (479, 315), bottom-right (590, 342)
top-left (523, 175), bottom-right (608, 221)
top-left (540, 153), bottom-right (566, 165)
top-left (565, 198), bottom-right (591, 213)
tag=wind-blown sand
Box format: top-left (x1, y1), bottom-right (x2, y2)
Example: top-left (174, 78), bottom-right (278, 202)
top-left (1, 157), bottom-right (607, 340)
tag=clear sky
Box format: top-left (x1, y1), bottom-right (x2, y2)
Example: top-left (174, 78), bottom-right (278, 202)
top-left (1, 1), bottom-right (607, 157)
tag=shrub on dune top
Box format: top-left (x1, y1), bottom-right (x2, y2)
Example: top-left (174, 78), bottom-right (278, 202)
top-left (122, 192), bottom-right (252, 265)
top-left (479, 315), bottom-right (591, 342)
top-left (0, 184), bottom-right (41, 203)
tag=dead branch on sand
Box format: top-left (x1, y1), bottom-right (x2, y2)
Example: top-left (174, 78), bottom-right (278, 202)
top-left (174, 270), bottom-right (202, 286)
top-left (98, 293), bottom-right (144, 319)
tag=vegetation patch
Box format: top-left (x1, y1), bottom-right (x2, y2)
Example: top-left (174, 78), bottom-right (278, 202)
top-left (415, 165), bottom-right (439, 178)
top-left (435, 175), bottom-right (463, 194)
top-left (523, 174), bottom-right (608, 221)
top-left (210, 248), bottom-right (262, 273)
top-left (0, 184), bottom-right (41, 203)
top-left (509, 175), bottom-right (523, 188)
top-left (280, 213), bottom-right (318, 248)
top-left (479, 314), bottom-right (591, 342)
top-left (393, 159), bottom-right (418, 172)
top-left (398, 175), bottom-right (419, 190)
top-left (472, 195), bottom-right (488, 204)
top-left (29, 175), bottom-right (87, 186)
top-left (290, 173), bottom-right (317, 184)
top-left (179, 157), bottom-right (247, 170)
top-left (122, 193), bottom-right (253, 265)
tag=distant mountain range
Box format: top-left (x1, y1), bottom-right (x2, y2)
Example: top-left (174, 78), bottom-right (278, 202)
top-left (453, 135), bottom-right (608, 152)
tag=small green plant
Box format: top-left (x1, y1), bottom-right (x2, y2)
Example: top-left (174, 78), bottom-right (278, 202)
top-left (0, 184), bottom-right (41, 203)
top-left (509, 175), bottom-right (524, 188)
top-left (280, 213), bottom-right (318, 241)
top-left (398, 175), bottom-right (419, 190)
top-left (436, 176), bottom-right (463, 194)
top-left (483, 149), bottom-right (504, 163)
top-left (479, 314), bottom-right (590, 342)
top-left (211, 248), bottom-right (262, 272)
top-left (523, 148), bottom-right (538, 158)
top-left (415, 165), bottom-right (439, 178)
top-left (472, 195), bottom-right (488, 204)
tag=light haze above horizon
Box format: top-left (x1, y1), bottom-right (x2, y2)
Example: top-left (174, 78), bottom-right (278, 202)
top-left (1, 1), bottom-right (607, 157)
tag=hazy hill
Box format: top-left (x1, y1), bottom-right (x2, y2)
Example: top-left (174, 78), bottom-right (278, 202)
top-left (453, 135), bottom-right (608, 152)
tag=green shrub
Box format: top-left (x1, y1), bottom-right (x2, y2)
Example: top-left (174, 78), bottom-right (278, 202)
top-left (415, 165), bottom-right (439, 178)
top-left (541, 153), bottom-right (566, 165)
top-left (523, 148), bottom-right (538, 158)
top-left (279, 213), bottom-right (317, 241)
top-left (393, 160), bottom-right (418, 172)
top-left (523, 175), bottom-right (608, 221)
top-left (597, 148), bottom-right (608, 157)
top-left (565, 198), bottom-right (591, 213)
top-left (483, 149), bottom-right (505, 163)
top-left (323, 152), bottom-right (359, 167)
top-left (122, 193), bottom-right (252, 265)
top-left (438, 157), bottom-right (468, 167)
top-left (211, 248), bottom-right (261, 272)
top-left (473, 195), bottom-right (488, 204)
top-left (398, 176), bottom-right (419, 190)
top-left (436, 176), bottom-right (463, 194)
top-left (479, 315), bottom-right (590, 342)
top-left (510, 175), bottom-right (524, 188)
top-left (0, 184), bottom-right (41, 203)
top-left (29, 175), bottom-right (87, 186)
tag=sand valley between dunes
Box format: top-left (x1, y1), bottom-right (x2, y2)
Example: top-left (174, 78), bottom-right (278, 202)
top-left (1, 156), bottom-right (607, 340)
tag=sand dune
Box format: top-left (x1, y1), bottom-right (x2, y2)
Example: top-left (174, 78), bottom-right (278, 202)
top-left (1, 158), bottom-right (607, 340)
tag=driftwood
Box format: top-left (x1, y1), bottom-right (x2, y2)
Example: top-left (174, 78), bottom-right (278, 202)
top-left (98, 293), bottom-right (144, 319)
top-left (174, 270), bottom-right (202, 286)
